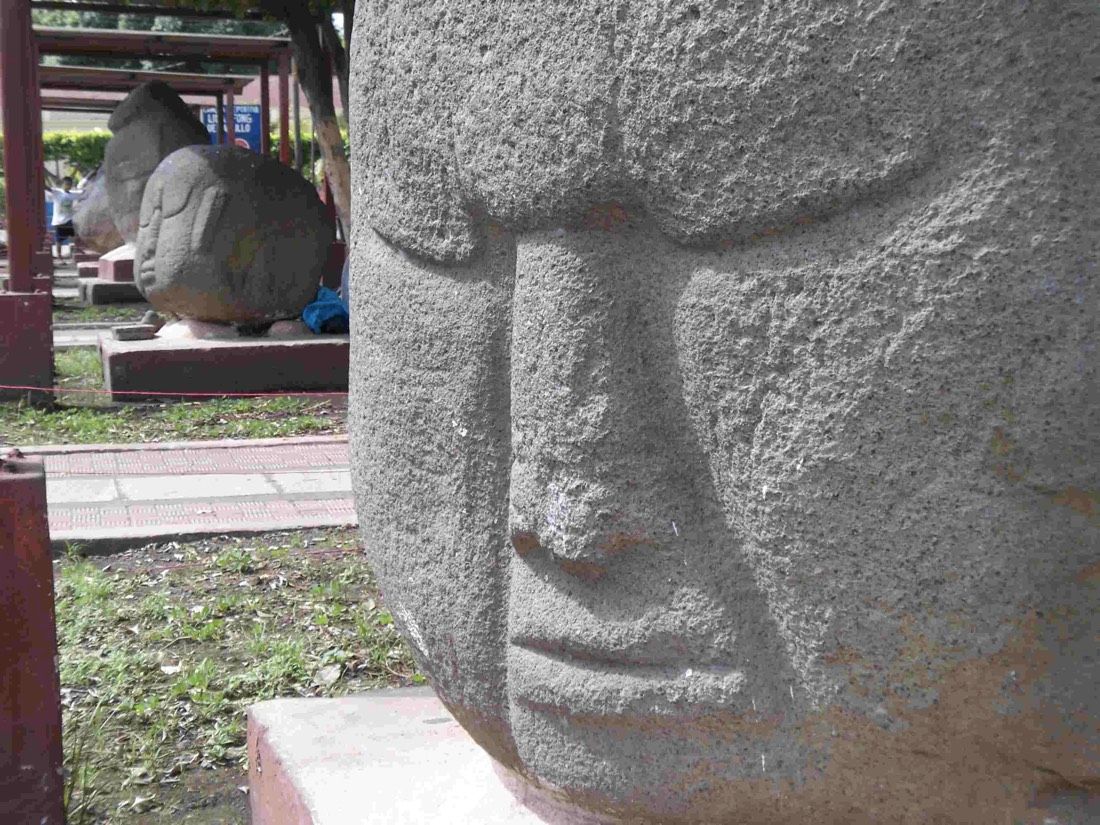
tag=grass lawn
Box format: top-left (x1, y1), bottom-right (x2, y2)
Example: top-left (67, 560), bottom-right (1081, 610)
top-left (0, 348), bottom-right (346, 446)
top-left (53, 299), bottom-right (153, 325)
top-left (58, 528), bottom-right (421, 824)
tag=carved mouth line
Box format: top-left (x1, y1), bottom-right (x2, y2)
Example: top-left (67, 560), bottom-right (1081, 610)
top-left (512, 636), bottom-right (740, 675)
top-left (508, 643), bottom-right (748, 718)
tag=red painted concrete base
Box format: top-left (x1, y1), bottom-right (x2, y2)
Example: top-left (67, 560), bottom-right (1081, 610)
top-left (0, 292), bottom-right (53, 401)
top-left (100, 334), bottom-right (349, 402)
top-left (99, 255), bottom-right (134, 283)
top-left (77, 278), bottom-right (143, 304)
top-left (248, 689), bottom-right (597, 825)
top-left (76, 262), bottom-right (99, 279)
top-left (0, 456), bottom-right (65, 825)
top-left (73, 252), bottom-right (98, 264)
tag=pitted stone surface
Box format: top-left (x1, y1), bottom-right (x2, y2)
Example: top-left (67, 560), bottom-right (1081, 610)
top-left (136, 145), bottom-right (333, 324)
top-left (73, 167), bottom-right (123, 253)
top-left (350, 2), bottom-right (1099, 823)
top-left (104, 81), bottom-right (210, 243)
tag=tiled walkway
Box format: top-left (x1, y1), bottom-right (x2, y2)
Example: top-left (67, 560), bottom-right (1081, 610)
top-left (23, 435), bottom-right (355, 546)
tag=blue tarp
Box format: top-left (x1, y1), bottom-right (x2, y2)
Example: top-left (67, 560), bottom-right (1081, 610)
top-left (302, 286), bottom-right (350, 335)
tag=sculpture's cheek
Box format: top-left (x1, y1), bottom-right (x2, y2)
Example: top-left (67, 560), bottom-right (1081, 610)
top-left (349, 228), bottom-right (520, 768)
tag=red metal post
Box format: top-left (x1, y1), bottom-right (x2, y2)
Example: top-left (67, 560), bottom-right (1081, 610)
top-left (2, 0), bottom-right (36, 292)
top-left (1, 1), bottom-right (54, 400)
top-left (260, 62), bottom-right (271, 156)
top-left (0, 455), bottom-right (65, 825)
top-left (30, 41), bottom-right (52, 268)
top-left (216, 90), bottom-right (225, 144)
top-left (277, 51), bottom-right (291, 165)
top-left (226, 85), bottom-right (237, 146)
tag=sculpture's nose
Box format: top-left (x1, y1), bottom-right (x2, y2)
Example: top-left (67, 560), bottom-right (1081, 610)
top-left (508, 217), bottom-right (687, 581)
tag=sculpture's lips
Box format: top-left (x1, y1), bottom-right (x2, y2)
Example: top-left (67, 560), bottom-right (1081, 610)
top-left (508, 640), bottom-right (747, 718)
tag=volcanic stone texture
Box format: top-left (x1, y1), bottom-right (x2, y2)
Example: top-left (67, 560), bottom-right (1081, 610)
top-left (135, 145), bottom-right (333, 324)
top-left (72, 167), bottom-right (123, 253)
top-left (103, 81), bottom-right (209, 244)
top-left (349, 1), bottom-right (1099, 823)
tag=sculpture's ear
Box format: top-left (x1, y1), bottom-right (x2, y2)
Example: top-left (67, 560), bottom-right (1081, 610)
top-left (191, 187), bottom-right (229, 252)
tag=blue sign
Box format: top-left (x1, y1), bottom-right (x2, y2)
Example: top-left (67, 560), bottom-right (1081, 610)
top-left (201, 104), bottom-right (262, 153)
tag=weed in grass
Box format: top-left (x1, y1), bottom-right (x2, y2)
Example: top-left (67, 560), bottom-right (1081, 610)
top-left (214, 547), bottom-right (255, 575)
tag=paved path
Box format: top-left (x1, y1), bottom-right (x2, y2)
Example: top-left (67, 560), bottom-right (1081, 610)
top-left (54, 326), bottom-right (107, 349)
top-left (20, 435), bottom-right (355, 549)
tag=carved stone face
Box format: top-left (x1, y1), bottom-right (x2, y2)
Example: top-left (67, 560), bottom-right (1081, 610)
top-left (350, 2), bottom-right (1098, 822)
top-left (135, 145), bottom-right (332, 324)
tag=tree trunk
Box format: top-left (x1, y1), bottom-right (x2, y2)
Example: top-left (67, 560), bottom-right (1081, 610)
top-left (319, 15), bottom-right (349, 124)
top-left (264, 2), bottom-right (352, 232)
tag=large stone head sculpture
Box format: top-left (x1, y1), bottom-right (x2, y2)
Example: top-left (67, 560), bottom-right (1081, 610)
top-left (104, 81), bottom-right (209, 244)
top-left (135, 145), bottom-right (333, 324)
top-left (349, 2), bottom-right (1098, 822)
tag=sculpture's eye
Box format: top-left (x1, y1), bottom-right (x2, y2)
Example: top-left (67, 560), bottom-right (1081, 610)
top-left (191, 188), bottom-right (229, 252)
top-left (111, 158), bottom-right (149, 182)
top-left (138, 178), bottom-right (163, 229)
top-left (160, 178), bottom-right (193, 220)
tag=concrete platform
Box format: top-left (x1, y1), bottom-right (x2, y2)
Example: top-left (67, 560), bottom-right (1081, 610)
top-left (100, 333), bottom-right (349, 401)
top-left (77, 278), bottom-right (143, 304)
top-left (248, 689), bottom-right (601, 825)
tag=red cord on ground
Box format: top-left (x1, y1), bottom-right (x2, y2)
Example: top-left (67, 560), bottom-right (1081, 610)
top-left (0, 384), bottom-right (348, 398)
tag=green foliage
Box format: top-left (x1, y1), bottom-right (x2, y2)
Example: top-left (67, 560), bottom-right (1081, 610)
top-left (0, 130), bottom-right (110, 188)
top-left (43, 130), bottom-right (111, 176)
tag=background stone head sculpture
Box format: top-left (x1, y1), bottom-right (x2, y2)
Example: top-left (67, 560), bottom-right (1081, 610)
top-left (104, 80), bottom-right (209, 244)
top-left (73, 166), bottom-right (123, 254)
top-left (349, 1), bottom-right (1098, 822)
top-left (135, 144), bottom-right (333, 325)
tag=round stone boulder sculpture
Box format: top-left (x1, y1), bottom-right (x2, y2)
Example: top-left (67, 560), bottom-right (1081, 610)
top-left (104, 81), bottom-right (210, 244)
top-left (349, 1), bottom-right (1098, 823)
top-left (72, 167), bottom-right (123, 253)
top-left (135, 145), bottom-right (333, 324)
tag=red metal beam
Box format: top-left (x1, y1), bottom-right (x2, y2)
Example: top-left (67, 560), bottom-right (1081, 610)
top-left (35, 26), bottom-right (290, 64)
top-left (216, 91), bottom-right (226, 145)
top-left (260, 63), bottom-right (271, 156)
top-left (40, 97), bottom-right (118, 113)
top-left (41, 92), bottom-right (216, 111)
top-left (226, 87), bottom-right (237, 146)
top-left (39, 65), bottom-right (250, 97)
top-left (31, 1), bottom-right (268, 21)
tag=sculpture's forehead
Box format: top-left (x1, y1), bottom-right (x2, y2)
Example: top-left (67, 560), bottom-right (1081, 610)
top-left (354, 0), bottom-right (1020, 260)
